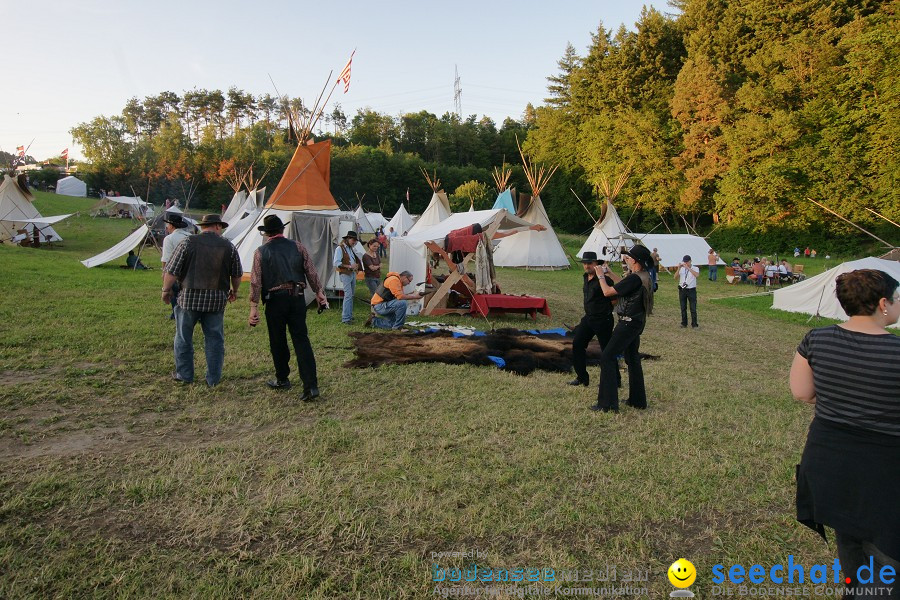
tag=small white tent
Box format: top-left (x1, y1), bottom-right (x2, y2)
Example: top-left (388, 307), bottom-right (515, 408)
top-left (223, 187), bottom-right (266, 241)
top-left (56, 175), bottom-right (87, 197)
top-left (772, 257), bottom-right (900, 327)
top-left (386, 204), bottom-right (415, 235)
top-left (0, 175), bottom-right (65, 243)
top-left (367, 212), bottom-right (388, 231)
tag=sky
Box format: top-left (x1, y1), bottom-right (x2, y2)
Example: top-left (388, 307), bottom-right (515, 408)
top-left (4, 0), bottom-right (672, 162)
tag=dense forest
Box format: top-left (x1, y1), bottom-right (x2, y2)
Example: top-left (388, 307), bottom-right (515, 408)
top-left (49, 0), bottom-right (898, 252)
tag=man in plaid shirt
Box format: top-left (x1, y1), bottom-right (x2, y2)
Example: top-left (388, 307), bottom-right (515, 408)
top-left (162, 214), bottom-right (243, 386)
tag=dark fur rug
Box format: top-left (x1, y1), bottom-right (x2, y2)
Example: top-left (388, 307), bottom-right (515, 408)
top-left (345, 328), bottom-right (659, 376)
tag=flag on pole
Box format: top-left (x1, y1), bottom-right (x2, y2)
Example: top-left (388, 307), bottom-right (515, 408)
top-left (14, 145), bottom-right (25, 166)
top-left (337, 50), bottom-right (355, 94)
top-left (16, 145), bottom-right (25, 157)
top-left (60, 148), bottom-right (68, 159)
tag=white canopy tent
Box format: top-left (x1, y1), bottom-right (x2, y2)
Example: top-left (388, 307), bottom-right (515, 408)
top-left (386, 204), bottom-right (415, 235)
top-left (56, 175), bottom-right (87, 197)
top-left (0, 175), bottom-right (65, 243)
top-left (407, 191), bottom-right (451, 235)
top-left (772, 257), bottom-right (900, 328)
top-left (80, 225), bottom-right (150, 268)
top-left (492, 195), bottom-right (570, 269)
top-left (93, 196), bottom-right (154, 219)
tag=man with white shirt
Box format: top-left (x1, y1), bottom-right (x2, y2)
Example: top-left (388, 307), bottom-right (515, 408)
top-left (161, 213), bottom-right (193, 320)
top-left (674, 254), bottom-right (700, 328)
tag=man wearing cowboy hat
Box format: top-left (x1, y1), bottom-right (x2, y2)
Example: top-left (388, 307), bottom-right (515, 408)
top-left (248, 215), bottom-right (327, 401)
top-left (568, 251), bottom-right (617, 387)
top-left (162, 214), bottom-right (243, 386)
top-left (332, 230), bottom-right (363, 324)
top-left (161, 212), bottom-right (193, 319)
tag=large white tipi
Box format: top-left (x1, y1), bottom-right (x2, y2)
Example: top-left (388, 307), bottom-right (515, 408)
top-left (492, 147), bottom-right (569, 269)
top-left (0, 175), bottom-right (67, 243)
top-left (577, 170), bottom-right (638, 261)
top-left (407, 170), bottom-right (451, 235)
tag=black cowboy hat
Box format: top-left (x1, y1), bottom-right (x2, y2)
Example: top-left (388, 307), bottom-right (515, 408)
top-left (258, 214), bottom-right (289, 234)
top-left (621, 245), bottom-right (653, 269)
top-left (580, 251), bottom-right (600, 264)
top-left (198, 214), bottom-right (228, 228)
top-left (163, 212), bottom-right (188, 228)
top-left (342, 230), bottom-right (359, 241)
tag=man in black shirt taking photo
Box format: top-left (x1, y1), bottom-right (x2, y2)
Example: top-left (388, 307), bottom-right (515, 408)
top-left (569, 251), bottom-right (617, 387)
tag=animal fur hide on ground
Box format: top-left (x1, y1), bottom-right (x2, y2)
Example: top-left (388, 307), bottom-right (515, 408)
top-left (345, 328), bottom-right (658, 376)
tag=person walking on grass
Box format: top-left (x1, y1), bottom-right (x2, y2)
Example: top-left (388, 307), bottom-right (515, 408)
top-left (162, 214), bottom-right (242, 386)
top-left (675, 255), bottom-right (700, 328)
top-left (248, 215), bottom-right (327, 402)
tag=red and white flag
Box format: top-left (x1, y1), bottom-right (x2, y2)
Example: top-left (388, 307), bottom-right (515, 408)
top-left (16, 145), bottom-right (24, 157)
top-left (337, 50), bottom-right (355, 94)
top-left (60, 148), bottom-right (69, 159)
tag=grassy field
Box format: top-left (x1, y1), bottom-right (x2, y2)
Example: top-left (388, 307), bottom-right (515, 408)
top-left (0, 192), bottom-right (857, 598)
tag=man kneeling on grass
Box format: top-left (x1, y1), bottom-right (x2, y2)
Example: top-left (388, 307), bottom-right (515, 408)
top-left (367, 270), bottom-right (424, 330)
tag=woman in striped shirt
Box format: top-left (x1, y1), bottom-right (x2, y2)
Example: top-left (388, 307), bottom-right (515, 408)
top-left (790, 269), bottom-right (900, 597)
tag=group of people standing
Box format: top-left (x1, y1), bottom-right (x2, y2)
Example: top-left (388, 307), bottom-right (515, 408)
top-left (569, 246), bottom-right (655, 413)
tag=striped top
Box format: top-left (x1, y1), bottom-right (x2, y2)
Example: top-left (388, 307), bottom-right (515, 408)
top-left (797, 325), bottom-right (900, 436)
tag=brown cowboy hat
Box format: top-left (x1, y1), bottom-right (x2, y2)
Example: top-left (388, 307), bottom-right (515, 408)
top-left (198, 214), bottom-right (229, 228)
top-left (342, 230), bottom-right (359, 241)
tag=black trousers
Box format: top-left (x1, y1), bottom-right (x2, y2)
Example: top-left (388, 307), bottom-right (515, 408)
top-left (836, 531), bottom-right (899, 599)
top-left (265, 294), bottom-right (317, 390)
top-left (597, 319), bottom-right (646, 410)
top-left (679, 286), bottom-right (698, 326)
top-left (572, 313), bottom-right (613, 384)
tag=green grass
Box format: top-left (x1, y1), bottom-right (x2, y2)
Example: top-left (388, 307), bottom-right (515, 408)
top-left (0, 196), bottom-right (869, 598)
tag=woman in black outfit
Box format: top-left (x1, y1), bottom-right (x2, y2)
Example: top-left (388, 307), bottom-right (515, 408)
top-left (592, 245), bottom-right (654, 412)
top-left (790, 269), bottom-right (900, 598)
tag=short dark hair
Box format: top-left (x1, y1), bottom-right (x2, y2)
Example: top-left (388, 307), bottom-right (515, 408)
top-left (835, 269), bottom-right (899, 316)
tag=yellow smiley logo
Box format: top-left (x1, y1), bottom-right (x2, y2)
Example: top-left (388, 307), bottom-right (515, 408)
top-left (668, 558), bottom-right (696, 588)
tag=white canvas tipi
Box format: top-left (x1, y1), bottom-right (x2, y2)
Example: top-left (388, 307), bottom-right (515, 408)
top-left (407, 169), bottom-right (451, 235)
top-left (387, 204), bottom-right (415, 235)
top-left (354, 204), bottom-right (376, 233)
top-left (492, 146), bottom-right (569, 269)
top-left (0, 175), bottom-right (65, 243)
top-left (577, 200), bottom-right (638, 261)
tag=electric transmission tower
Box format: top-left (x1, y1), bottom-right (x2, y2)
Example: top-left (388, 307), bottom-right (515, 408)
top-left (453, 65), bottom-right (462, 117)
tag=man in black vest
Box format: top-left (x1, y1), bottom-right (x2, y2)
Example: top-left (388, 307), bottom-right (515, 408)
top-left (162, 214), bottom-right (242, 386)
top-left (569, 251), bottom-right (616, 387)
top-left (248, 215), bottom-right (327, 401)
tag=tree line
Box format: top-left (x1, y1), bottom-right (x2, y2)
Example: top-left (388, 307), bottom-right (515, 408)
top-left (65, 0), bottom-right (898, 253)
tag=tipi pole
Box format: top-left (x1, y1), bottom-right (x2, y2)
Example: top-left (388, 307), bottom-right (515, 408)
top-left (809, 198), bottom-right (894, 248)
top-left (865, 207), bottom-right (900, 230)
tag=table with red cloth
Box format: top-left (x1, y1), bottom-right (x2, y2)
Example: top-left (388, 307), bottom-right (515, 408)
top-left (469, 294), bottom-right (551, 319)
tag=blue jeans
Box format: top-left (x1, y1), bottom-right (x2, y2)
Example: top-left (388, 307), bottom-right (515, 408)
top-left (174, 306), bottom-right (225, 385)
top-left (340, 273), bottom-right (356, 322)
top-left (708, 265), bottom-right (718, 281)
top-left (372, 299), bottom-right (407, 329)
